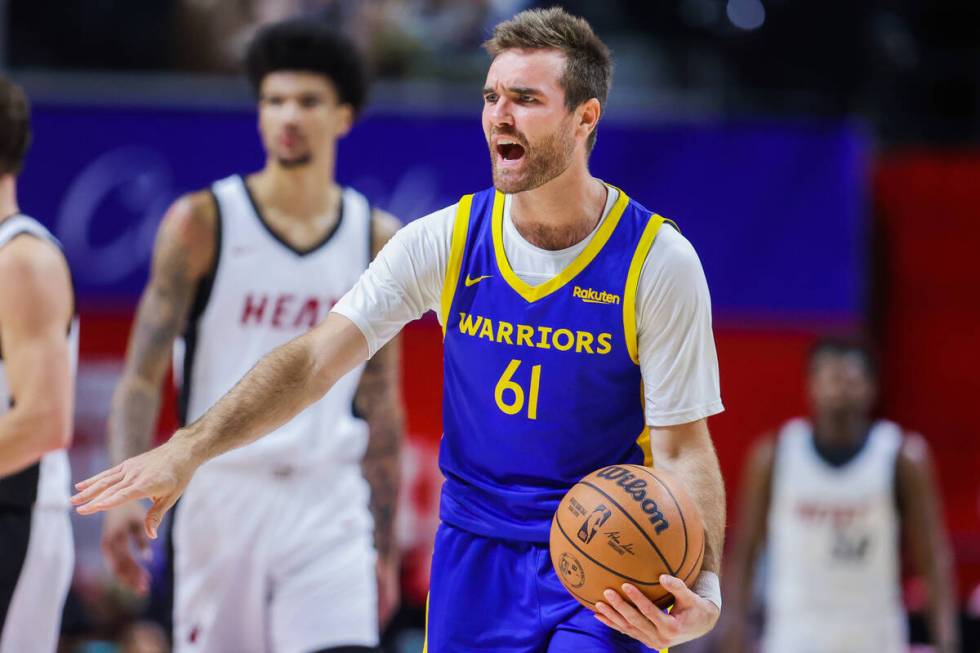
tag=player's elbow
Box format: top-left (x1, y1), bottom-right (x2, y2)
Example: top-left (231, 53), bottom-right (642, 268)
top-left (10, 398), bottom-right (72, 454)
top-left (650, 418), bottom-right (715, 463)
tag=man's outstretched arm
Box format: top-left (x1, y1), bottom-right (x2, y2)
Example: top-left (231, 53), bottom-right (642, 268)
top-left (72, 312), bottom-right (370, 536)
top-left (74, 202), bottom-right (458, 538)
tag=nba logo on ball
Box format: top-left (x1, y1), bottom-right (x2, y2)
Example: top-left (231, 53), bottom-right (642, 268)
top-left (577, 504), bottom-right (612, 544)
top-left (550, 464), bottom-right (705, 609)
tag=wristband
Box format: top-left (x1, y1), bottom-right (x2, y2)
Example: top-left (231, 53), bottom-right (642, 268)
top-left (692, 570), bottom-right (722, 610)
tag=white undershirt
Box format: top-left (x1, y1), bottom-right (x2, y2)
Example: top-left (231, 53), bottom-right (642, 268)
top-left (333, 186), bottom-right (724, 427)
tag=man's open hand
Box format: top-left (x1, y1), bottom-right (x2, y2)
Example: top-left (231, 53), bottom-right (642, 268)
top-left (73, 438), bottom-right (199, 539)
top-left (594, 574), bottom-right (720, 649)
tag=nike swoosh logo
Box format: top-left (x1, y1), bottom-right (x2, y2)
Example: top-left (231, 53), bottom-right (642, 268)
top-left (464, 274), bottom-right (493, 287)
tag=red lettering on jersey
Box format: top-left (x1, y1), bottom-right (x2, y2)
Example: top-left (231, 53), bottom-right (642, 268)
top-left (241, 293), bottom-right (336, 329)
top-left (271, 294), bottom-right (296, 328)
top-left (795, 500), bottom-right (869, 525)
top-left (294, 297), bottom-right (321, 329)
top-left (241, 293), bottom-right (268, 325)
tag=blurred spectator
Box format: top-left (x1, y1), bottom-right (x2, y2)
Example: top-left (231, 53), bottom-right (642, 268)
top-left (721, 338), bottom-right (959, 653)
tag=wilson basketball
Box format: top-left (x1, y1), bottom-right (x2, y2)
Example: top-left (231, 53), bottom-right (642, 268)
top-left (549, 464), bottom-right (705, 609)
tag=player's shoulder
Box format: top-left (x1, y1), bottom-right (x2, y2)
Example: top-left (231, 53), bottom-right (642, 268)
top-left (0, 227), bottom-right (71, 314)
top-left (896, 427), bottom-right (933, 466)
top-left (0, 223), bottom-right (67, 279)
top-left (158, 188), bottom-right (217, 248)
top-left (614, 191), bottom-right (698, 262)
top-left (892, 427), bottom-right (940, 498)
top-left (645, 216), bottom-right (698, 264)
top-left (170, 188), bottom-right (217, 227)
top-left (868, 419), bottom-right (923, 456)
top-left (416, 202), bottom-right (459, 229)
top-left (634, 215), bottom-right (707, 297)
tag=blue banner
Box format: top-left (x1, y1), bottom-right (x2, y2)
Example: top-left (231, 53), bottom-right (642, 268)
top-left (22, 104), bottom-right (866, 320)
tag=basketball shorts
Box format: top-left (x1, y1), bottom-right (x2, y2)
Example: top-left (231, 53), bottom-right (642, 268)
top-left (172, 463), bottom-right (378, 653)
top-left (425, 522), bottom-right (660, 653)
top-left (0, 505), bottom-right (74, 653)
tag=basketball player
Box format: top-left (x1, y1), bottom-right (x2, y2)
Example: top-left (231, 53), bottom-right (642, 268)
top-left (96, 21), bottom-right (404, 653)
top-left (721, 338), bottom-right (959, 653)
top-left (75, 8), bottom-right (725, 651)
top-left (0, 75), bottom-right (77, 653)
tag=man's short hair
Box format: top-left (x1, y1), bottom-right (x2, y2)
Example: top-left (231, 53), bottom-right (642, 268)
top-left (245, 19), bottom-right (369, 116)
top-left (808, 336), bottom-right (878, 379)
top-left (0, 76), bottom-right (31, 176)
top-left (483, 7), bottom-right (613, 153)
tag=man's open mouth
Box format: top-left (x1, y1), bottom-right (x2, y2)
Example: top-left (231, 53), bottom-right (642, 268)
top-left (496, 140), bottom-right (526, 161)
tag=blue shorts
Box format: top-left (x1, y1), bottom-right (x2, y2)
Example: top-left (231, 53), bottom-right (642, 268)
top-left (424, 522), bottom-right (661, 653)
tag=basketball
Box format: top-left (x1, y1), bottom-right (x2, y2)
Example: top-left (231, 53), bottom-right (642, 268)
top-left (549, 464), bottom-right (705, 610)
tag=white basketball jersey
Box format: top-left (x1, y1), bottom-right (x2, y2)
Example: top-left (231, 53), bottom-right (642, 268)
top-left (763, 418), bottom-right (906, 653)
top-left (0, 215), bottom-right (76, 509)
top-left (175, 175), bottom-right (372, 471)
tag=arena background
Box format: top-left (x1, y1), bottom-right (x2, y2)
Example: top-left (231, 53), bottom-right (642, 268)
top-left (3, 1), bottom-right (979, 651)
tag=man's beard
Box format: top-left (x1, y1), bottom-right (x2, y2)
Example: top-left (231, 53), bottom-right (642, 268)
top-left (277, 153), bottom-right (313, 169)
top-left (490, 120), bottom-right (576, 194)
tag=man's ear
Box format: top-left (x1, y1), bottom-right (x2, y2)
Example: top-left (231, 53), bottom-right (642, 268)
top-left (577, 97), bottom-right (601, 141)
top-left (335, 103), bottom-right (355, 138)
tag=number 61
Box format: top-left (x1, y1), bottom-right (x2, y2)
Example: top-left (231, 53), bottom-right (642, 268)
top-left (494, 359), bottom-right (541, 420)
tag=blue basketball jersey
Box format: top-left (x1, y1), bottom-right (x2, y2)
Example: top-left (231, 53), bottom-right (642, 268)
top-left (438, 185), bottom-right (670, 542)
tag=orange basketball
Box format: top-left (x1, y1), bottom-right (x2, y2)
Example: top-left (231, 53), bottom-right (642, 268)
top-left (549, 464), bottom-right (705, 610)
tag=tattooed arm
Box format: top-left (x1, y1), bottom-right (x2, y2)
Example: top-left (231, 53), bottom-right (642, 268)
top-left (109, 192), bottom-right (215, 462)
top-left (101, 192), bottom-right (216, 593)
top-left (357, 209), bottom-right (406, 627)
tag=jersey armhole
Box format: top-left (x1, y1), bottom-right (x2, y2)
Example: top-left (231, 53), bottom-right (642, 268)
top-left (623, 213), bottom-right (667, 365)
top-left (185, 190), bottom-right (223, 327)
top-left (439, 195), bottom-right (474, 336)
top-left (177, 190), bottom-right (222, 426)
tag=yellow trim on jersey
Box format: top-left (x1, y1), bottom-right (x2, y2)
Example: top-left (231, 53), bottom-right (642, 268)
top-left (491, 185), bottom-right (629, 303)
top-left (636, 380), bottom-right (653, 467)
top-left (623, 213), bottom-right (667, 365)
top-left (636, 426), bottom-right (653, 467)
top-left (422, 592), bottom-right (430, 653)
top-left (440, 195), bottom-right (474, 336)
